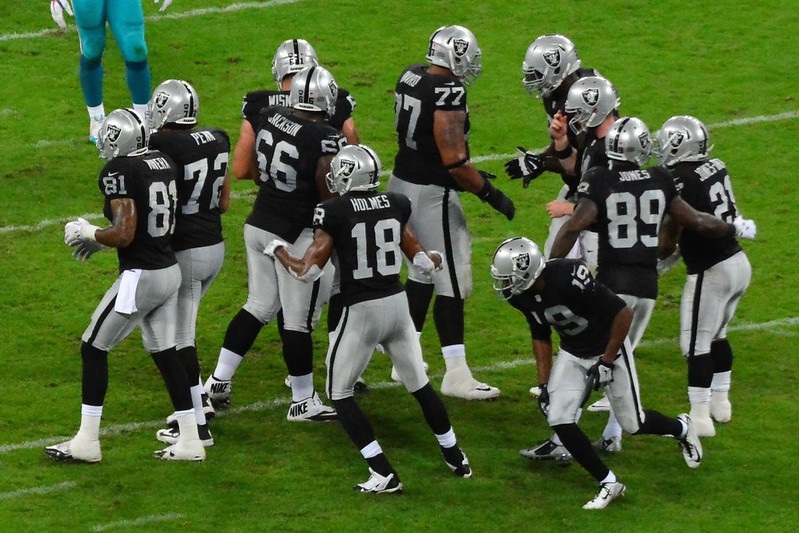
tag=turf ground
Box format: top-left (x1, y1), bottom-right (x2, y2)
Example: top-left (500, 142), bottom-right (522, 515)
top-left (1, 1), bottom-right (798, 531)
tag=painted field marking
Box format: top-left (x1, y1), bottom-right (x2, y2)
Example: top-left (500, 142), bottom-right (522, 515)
top-left (0, 1), bottom-right (300, 42)
top-left (2, 316), bottom-right (795, 456)
top-left (92, 513), bottom-right (184, 532)
top-left (0, 481), bottom-right (76, 500)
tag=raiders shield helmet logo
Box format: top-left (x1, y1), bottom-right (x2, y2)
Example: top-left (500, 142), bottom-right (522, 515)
top-left (543, 48), bottom-right (562, 68)
top-left (581, 88), bottom-right (599, 107)
top-left (514, 252), bottom-right (531, 273)
top-left (453, 38), bottom-right (469, 57)
top-left (639, 132), bottom-right (651, 152)
top-left (154, 90), bottom-right (170, 110)
top-left (106, 123), bottom-right (121, 143)
top-left (669, 131), bottom-right (686, 148)
top-left (339, 159), bottom-right (356, 177)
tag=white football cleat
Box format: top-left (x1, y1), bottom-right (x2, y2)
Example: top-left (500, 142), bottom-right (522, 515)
top-left (587, 394), bottom-right (611, 412)
top-left (153, 439), bottom-right (206, 461)
top-left (583, 481), bottom-right (626, 510)
top-left (440, 368), bottom-right (500, 401)
top-left (519, 439), bottom-right (572, 463)
top-left (157, 424), bottom-right (214, 447)
top-left (44, 436), bottom-right (102, 463)
top-left (286, 391), bottom-right (337, 422)
top-left (204, 375), bottom-right (231, 408)
top-left (677, 413), bottom-right (703, 469)
top-left (593, 435), bottom-right (622, 453)
top-left (710, 392), bottom-right (732, 423)
top-left (354, 468), bottom-right (403, 494)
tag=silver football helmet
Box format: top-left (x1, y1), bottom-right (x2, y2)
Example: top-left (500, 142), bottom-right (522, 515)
top-left (490, 237), bottom-right (545, 300)
top-left (146, 79), bottom-right (199, 131)
top-left (326, 144), bottom-right (381, 195)
top-left (564, 75), bottom-right (620, 132)
top-left (96, 108), bottom-right (149, 160)
top-left (272, 38), bottom-right (319, 87)
top-left (605, 116), bottom-right (653, 166)
top-left (289, 65), bottom-right (338, 118)
top-left (426, 25), bottom-right (483, 85)
top-left (522, 34), bottom-right (582, 98)
top-left (654, 115), bottom-right (713, 167)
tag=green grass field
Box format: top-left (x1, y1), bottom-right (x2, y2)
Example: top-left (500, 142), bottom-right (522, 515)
top-left (1, 1), bottom-right (798, 530)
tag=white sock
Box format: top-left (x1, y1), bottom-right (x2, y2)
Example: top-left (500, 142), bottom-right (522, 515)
top-left (360, 440), bottom-right (383, 459)
top-left (190, 384), bottom-right (207, 426)
top-left (77, 404), bottom-right (102, 441)
top-left (175, 409), bottom-right (200, 442)
top-left (688, 386), bottom-right (712, 405)
top-left (711, 371), bottom-right (731, 392)
top-left (291, 372), bottom-right (314, 402)
top-left (213, 348), bottom-right (243, 381)
top-left (87, 104), bottom-right (105, 120)
top-left (435, 428), bottom-right (457, 448)
top-left (600, 470), bottom-right (617, 484)
top-left (442, 346), bottom-right (467, 372)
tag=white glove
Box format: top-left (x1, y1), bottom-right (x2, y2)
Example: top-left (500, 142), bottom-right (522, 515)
top-left (427, 250), bottom-right (444, 271)
top-left (732, 216), bottom-right (756, 240)
top-left (587, 360), bottom-right (614, 390)
top-left (50, 0), bottom-right (73, 30)
top-left (64, 217), bottom-right (99, 246)
top-left (154, 0), bottom-right (173, 12)
top-left (263, 239), bottom-right (288, 259)
top-left (412, 251), bottom-right (435, 275)
top-left (72, 240), bottom-right (106, 262)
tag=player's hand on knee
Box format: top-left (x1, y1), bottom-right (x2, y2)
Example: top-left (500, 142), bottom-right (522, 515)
top-left (263, 239), bottom-right (288, 259)
top-left (587, 360), bottom-right (614, 390)
top-left (536, 384), bottom-right (550, 416)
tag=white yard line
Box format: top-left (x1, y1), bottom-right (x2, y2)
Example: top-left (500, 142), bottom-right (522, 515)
top-left (2, 316), bottom-right (795, 456)
top-left (0, 1), bottom-right (300, 42)
top-left (0, 481), bottom-right (76, 500)
top-left (92, 513), bottom-right (184, 532)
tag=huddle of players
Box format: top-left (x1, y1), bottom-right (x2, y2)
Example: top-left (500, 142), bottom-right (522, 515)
top-left (47, 28), bottom-right (756, 508)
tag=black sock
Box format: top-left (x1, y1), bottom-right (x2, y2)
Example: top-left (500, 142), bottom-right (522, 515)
top-left (433, 295), bottom-right (464, 347)
top-left (412, 383), bottom-right (452, 435)
top-left (151, 347), bottom-right (193, 412)
top-left (688, 353), bottom-right (714, 388)
top-left (553, 423), bottom-right (609, 482)
top-left (281, 329), bottom-right (314, 376)
top-left (333, 397), bottom-right (396, 477)
top-left (635, 409), bottom-right (683, 437)
top-left (177, 345), bottom-right (201, 385)
top-left (710, 338), bottom-right (733, 373)
top-left (222, 309), bottom-right (265, 356)
top-left (405, 280), bottom-right (434, 332)
top-left (80, 342), bottom-right (108, 406)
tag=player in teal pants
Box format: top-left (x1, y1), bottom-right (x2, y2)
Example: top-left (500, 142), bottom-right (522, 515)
top-left (50, 0), bottom-right (173, 142)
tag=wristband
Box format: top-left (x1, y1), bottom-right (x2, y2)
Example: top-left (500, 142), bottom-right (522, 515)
top-left (555, 145), bottom-right (573, 159)
top-left (445, 158), bottom-right (468, 170)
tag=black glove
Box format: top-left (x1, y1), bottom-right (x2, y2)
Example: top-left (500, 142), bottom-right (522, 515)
top-left (537, 384), bottom-right (550, 417)
top-left (505, 147), bottom-right (546, 188)
top-left (477, 178), bottom-right (515, 221)
top-left (587, 360), bottom-right (614, 391)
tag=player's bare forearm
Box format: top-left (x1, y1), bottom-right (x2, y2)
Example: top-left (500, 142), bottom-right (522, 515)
top-left (99, 199), bottom-right (137, 248)
top-left (533, 338), bottom-right (553, 384)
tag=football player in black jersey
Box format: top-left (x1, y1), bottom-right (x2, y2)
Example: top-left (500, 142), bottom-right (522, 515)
top-left (550, 117), bottom-right (756, 444)
top-left (505, 34), bottom-right (603, 266)
top-left (45, 109), bottom-right (205, 463)
top-left (146, 79), bottom-right (231, 447)
top-left (268, 144), bottom-right (471, 493)
top-left (491, 237), bottom-right (703, 510)
top-left (655, 115), bottom-right (754, 437)
top-left (204, 66), bottom-right (345, 421)
top-left (388, 25), bottom-right (514, 401)
top-left (233, 38), bottom-right (361, 389)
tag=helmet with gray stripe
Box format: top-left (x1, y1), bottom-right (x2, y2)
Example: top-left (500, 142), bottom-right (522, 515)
top-left (96, 108), bottom-right (149, 160)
